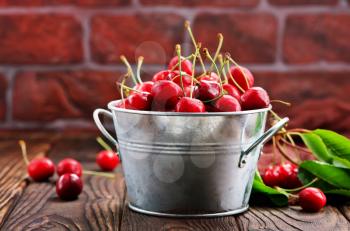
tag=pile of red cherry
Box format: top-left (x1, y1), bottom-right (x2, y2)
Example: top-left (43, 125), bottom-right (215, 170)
top-left (261, 163), bottom-right (327, 212)
top-left (20, 139), bottom-right (119, 200)
top-left (116, 55), bottom-right (270, 113)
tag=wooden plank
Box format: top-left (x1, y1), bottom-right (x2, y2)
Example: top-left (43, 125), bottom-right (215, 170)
top-left (236, 206), bottom-right (350, 231)
top-left (1, 137), bottom-right (126, 231)
top-left (0, 140), bottom-right (51, 227)
top-left (120, 206), bottom-right (240, 231)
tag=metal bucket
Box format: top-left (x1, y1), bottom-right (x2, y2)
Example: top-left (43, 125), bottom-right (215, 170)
top-left (93, 100), bottom-right (288, 217)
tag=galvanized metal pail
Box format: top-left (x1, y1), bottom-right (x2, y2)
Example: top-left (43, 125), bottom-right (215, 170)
top-left (93, 100), bottom-right (288, 217)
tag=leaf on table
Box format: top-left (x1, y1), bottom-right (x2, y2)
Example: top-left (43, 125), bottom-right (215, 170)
top-left (299, 160), bottom-right (350, 189)
top-left (301, 132), bottom-right (350, 168)
top-left (250, 172), bottom-right (288, 207)
top-left (324, 189), bottom-right (350, 197)
top-left (314, 129), bottom-right (350, 161)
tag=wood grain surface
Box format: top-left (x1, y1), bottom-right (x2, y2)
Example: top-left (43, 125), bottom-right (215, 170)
top-left (0, 134), bottom-right (349, 231)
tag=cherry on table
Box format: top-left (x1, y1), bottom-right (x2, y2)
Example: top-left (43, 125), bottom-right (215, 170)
top-left (57, 158), bottom-right (83, 177)
top-left (168, 56), bottom-right (193, 76)
top-left (96, 150), bottom-right (120, 172)
top-left (299, 187), bottom-right (327, 212)
top-left (151, 80), bottom-right (183, 111)
top-left (241, 87), bottom-right (270, 110)
top-left (228, 66), bottom-right (254, 92)
top-left (175, 97), bottom-right (206, 112)
top-left (214, 95), bottom-right (241, 112)
top-left (56, 173), bottom-right (83, 200)
top-left (198, 80), bottom-right (221, 101)
top-left (19, 140), bottom-right (55, 182)
top-left (222, 83), bottom-right (241, 100)
top-left (27, 157), bottom-right (55, 182)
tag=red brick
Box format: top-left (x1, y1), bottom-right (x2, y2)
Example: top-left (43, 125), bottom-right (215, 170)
top-left (0, 15), bottom-right (82, 64)
top-left (0, 0), bottom-right (130, 7)
top-left (254, 71), bottom-right (350, 133)
top-left (140, 0), bottom-right (259, 7)
top-left (193, 13), bottom-right (277, 64)
top-left (13, 71), bottom-right (122, 121)
top-left (91, 14), bottom-right (185, 64)
top-left (268, 0), bottom-right (338, 5)
top-left (0, 74), bottom-right (7, 121)
top-left (284, 14), bottom-right (350, 64)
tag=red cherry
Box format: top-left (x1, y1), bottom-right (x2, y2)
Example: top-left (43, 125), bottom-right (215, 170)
top-left (175, 97), bottom-right (206, 112)
top-left (168, 56), bottom-right (193, 75)
top-left (205, 103), bottom-right (219, 112)
top-left (222, 83), bottom-right (241, 100)
top-left (172, 73), bottom-right (193, 88)
top-left (197, 72), bottom-right (220, 82)
top-left (152, 70), bottom-right (177, 82)
top-left (299, 187), bottom-right (327, 212)
top-left (151, 80), bottom-right (183, 111)
top-left (214, 95), bottom-right (241, 112)
top-left (262, 165), bottom-right (280, 187)
top-left (124, 93), bottom-right (151, 111)
top-left (228, 66), bottom-right (254, 92)
top-left (241, 87), bottom-right (270, 110)
top-left (96, 150), bottom-right (120, 171)
top-left (56, 173), bottom-right (83, 200)
top-left (278, 163), bottom-right (302, 189)
top-left (57, 158), bottom-right (83, 177)
top-left (184, 85), bottom-right (199, 98)
top-left (27, 157), bottom-right (55, 182)
top-left (132, 81), bottom-right (154, 94)
top-left (198, 80), bottom-right (221, 101)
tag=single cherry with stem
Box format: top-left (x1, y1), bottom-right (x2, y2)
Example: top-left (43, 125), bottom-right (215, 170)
top-left (198, 80), bottom-right (221, 101)
top-left (96, 137), bottom-right (120, 172)
top-left (175, 97), bottom-right (206, 112)
top-left (57, 158), bottom-right (82, 177)
top-left (152, 70), bottom-right (178, 82)
top-left (225, 54), bottom-right (254, 92)
top-left (214, 95), bottom-right (241, 112)
top-left (241, 87), bottom-right (270, 110)
top-left (56, 173), bottom-right (83, 200)
top-left (168, 56), bottom-right (193, 76)
top-left (132, 81), bottom-right (154, 94)
top-left (19, 140), bottom-right (55, 182)
top-left (299, 187), bottom-right (327, 212)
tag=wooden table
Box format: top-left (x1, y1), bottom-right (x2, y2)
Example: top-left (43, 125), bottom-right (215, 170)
top-left (0, 133), bottom-right (349, 231)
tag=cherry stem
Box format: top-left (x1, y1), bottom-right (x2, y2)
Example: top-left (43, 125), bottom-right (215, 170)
top-left (120, 74), bottom-right (128, 107)
top-left (96, 137), bottom-right (112, 151)
top-left (282, 178), bottom-right (319, 192)
top-left (203, 48), bottom-right (224, 94)
top-left (275, 136), bottom-right (300, 165)
top-left (83, 170), bottom-right (115, 179)
top-left (184, 20), bottom-right (206, 73)
top-left (226, 62), bottom-right (245, 93)
top-left (190, 44), bottom-right (200, 98)
top-left (280, 137), bottom-right (312, 154)
top-left (271, 100), bottom-right (291, 106)
top-left (218, 54), bottom-right (228, 84)
top-left (175, 44), bottom-right (185, 92)
top-left (120, 55), bottom-right (137, 86)
top-left (272, 136), bottom-right (278, 165)
top-left (210, 33), bottom-right (223, 71)
top-left (136, 56), bottom-right (144, 84)
top-left (18, 140), bottom-right (30, 165)
top-left (225, 54), bottom-right (250, 91)
top-left (202, 93), bottom-right (224, 103)
top-left (116, 82), bottom-right (150, 95)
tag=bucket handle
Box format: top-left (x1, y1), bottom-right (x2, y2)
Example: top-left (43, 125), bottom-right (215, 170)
top-left (238, 117), bottom-right (289, 168)
top-left (93, 109), bottom-right (119, 148)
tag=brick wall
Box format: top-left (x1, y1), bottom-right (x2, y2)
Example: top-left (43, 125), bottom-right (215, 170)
top-left (0, 0), bottom-right (349, 132)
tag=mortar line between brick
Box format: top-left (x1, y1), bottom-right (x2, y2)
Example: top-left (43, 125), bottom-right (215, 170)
top-left (81, 15), bottom-right (92, 63)
top-left (4, 70), bottom-right (15, 124)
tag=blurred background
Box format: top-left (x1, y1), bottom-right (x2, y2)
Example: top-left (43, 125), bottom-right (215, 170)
top-left (0, 0), bottom-right (349, 134)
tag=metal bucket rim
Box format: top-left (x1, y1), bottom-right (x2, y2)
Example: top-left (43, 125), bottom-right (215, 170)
top-left (107, 100), bottom-right (271, 116)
